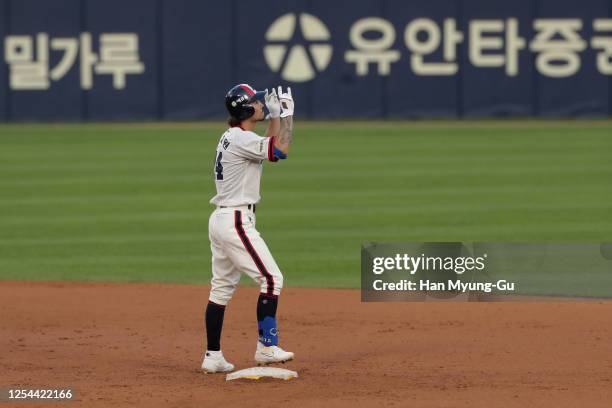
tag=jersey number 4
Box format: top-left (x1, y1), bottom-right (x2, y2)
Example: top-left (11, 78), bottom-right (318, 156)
top-left (214, 152), bottom-right (223, 180)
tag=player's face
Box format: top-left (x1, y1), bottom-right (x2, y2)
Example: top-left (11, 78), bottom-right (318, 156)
top-left (249, 101), bottom-right (265, 121)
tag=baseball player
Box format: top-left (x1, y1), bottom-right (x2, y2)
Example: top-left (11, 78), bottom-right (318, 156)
top-left (201, 84), bottom-right (295, 373)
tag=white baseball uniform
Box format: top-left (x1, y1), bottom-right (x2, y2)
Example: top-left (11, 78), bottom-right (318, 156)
top-left (208, 126), bottom-right (283, 306)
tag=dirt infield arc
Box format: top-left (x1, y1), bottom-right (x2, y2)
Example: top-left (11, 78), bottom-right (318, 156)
top-left (1, 282), bottom-right (611, 407)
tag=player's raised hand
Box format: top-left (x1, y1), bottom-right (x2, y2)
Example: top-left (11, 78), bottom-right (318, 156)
top-left (277, 86), bottom-right (294, 118)
top-left (264, 88), bottom-right (281, 119)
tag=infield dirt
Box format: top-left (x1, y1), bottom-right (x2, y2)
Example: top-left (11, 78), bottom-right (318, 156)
top-left (2, 281), bottom-right (611, 407)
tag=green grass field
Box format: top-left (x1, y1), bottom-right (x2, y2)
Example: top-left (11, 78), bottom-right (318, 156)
top-left (1, 121), bottom-right (611, 288)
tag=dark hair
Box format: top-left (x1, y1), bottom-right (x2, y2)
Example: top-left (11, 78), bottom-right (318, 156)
top-left (227, 116), bottom-right (242, 127)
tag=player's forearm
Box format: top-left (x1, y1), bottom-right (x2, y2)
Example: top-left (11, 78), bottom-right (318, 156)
top-left (266, 117), bottom-right (280, 138)
top-left (275, 116), bottom-right (293, 154)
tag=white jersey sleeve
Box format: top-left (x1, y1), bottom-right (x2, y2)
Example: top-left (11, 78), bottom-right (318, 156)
top-left (232, 131), bottom-right (278, 162)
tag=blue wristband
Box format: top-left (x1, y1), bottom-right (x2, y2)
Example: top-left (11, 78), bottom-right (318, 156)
top-left (274, 147), bottom-right (287, 160)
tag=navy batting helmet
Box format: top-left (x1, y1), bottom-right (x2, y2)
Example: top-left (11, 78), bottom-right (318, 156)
top-left (225, 84), bottom-right (266, 121)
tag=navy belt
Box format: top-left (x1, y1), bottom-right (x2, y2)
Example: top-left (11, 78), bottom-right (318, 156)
top-left (220, 204), bottom-right (256, 213)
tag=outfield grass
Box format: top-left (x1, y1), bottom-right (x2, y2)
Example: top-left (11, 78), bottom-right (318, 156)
top-left (1, 121), bottom-right (611, 288)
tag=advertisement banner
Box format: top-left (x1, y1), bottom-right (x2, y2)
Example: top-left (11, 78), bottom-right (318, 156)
top-left (0, 0), bottom-right (610, 120)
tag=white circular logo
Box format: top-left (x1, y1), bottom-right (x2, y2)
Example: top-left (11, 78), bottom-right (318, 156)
top-left (264, 13), bottom-right (333, 82)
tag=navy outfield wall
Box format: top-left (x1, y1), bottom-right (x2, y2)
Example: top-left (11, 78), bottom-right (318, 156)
top-left (0, 0), bottom-right (610, 121)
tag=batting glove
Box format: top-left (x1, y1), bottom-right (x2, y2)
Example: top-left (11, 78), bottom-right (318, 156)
top-left (264, 88), bottom-right (281, 119)
top-left (277, 86), bottom-right (294, 118)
